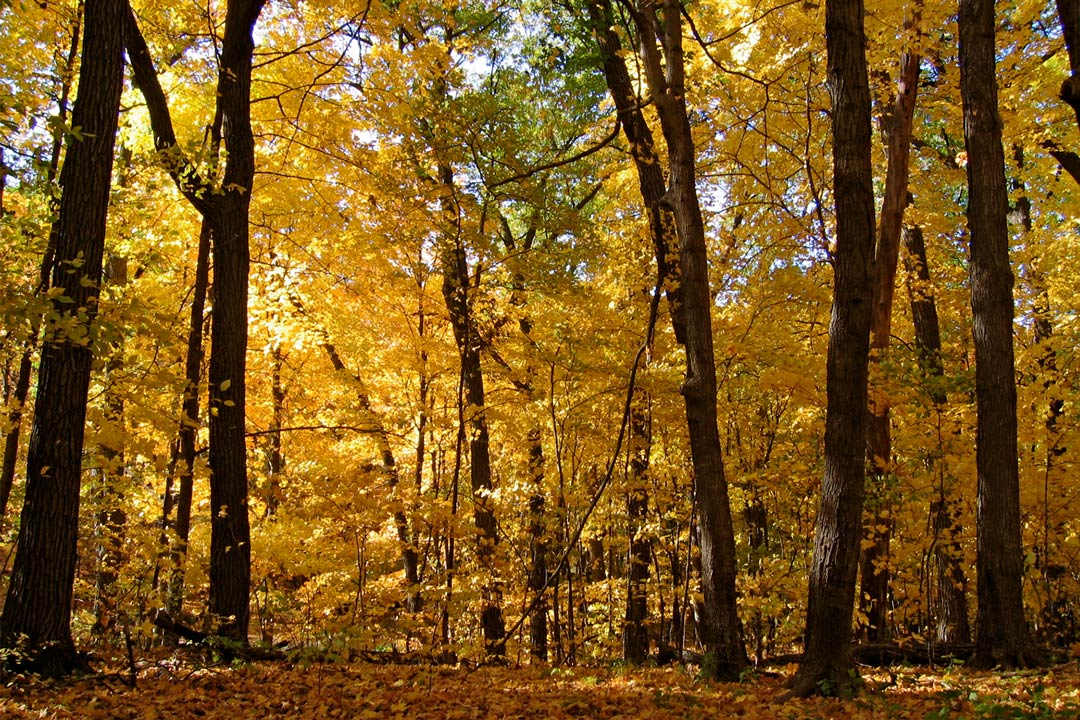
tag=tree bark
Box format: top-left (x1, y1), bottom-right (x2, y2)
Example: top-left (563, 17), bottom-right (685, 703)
top-left (440, 228), bottom-right (506, 656)
top-left (166, 219), bottom-right (212, 619)
top-left (959, 0), bottom-right (1042, 669)
top-left (0, 0), bottom-right (125, 676)
top-left (788, 0), bottom-right (877, 697)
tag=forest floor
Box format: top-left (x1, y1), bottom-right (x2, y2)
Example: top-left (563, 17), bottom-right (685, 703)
top-left (1, 652), bottom-right (1078, 719)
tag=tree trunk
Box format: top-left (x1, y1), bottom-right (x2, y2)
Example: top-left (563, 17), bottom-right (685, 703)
top-left (0, 0), bottom-right (125, 676)
top-left (860, 4), bottom-right (922, 643)
top-left (440, 232), bottom-right (505, 656)
top-left (1056, 0), bottom-right (1080, 127)
top-left (527, 427), bottom-right (549, 662)
top-left (902, 224), bottom-right (971, 644)
top-left (623, 386), bottom-right (651, 664)
top-left (288, 293), bottom-right (421, 612)
top-left (167, 218), bottom-right (211, 619)
top-left (787, 0), bottom-right (877, 697)
top-left (126, 0), bottom-right (266, 643)
top-left (958, 0), bottom-right (1042, 669)
top-left (585, 0), bottom-right (745, 678)
top-left (265, 344), bottom-right (285, 517)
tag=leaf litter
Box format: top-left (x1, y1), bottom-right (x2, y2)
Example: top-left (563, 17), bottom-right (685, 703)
top-left (2, 658), bottom-right (1079, 719)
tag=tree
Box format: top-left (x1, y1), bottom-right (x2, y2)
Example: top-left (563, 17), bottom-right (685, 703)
top-left (583, 0), bottom-right (747, 679)
top-left (787, 0), bottom-right (878, 697)
top-left (124, 0), bottom-right (266, 642)
top-left (0, 0), bottom-right (125, 676)
top-left (959, 0), bottom-right (1042, 669)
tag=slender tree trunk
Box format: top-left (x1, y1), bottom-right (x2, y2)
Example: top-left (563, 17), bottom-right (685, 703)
top-left (860, 4), bottom-right (922, 643)
top-left (527, 427), bottom-right (549, 662)
top-left (623, 386), bottom-right (651, 664)
top-left (959, 0), bottom-right (1042, 669)
top-left (0, 0), bottom-right (125, 676)
top-left (288, 293), bottom-right (421, 612)
top-left (787, 0), bottom-right (877, 697)
top-left (585, 0), bottom-right (745, 677)
top-left (167, 219), bottom-right (211, 619)
top-left (265, 344), bottom-right (285, 517)
top-left (902, 224), bottom-right (971, 644)
top-left (440, 231), bottom-right (505, 655)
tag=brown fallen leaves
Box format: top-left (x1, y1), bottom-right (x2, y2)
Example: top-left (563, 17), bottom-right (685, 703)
top-left (2, 657), bottom-right (1079, 719)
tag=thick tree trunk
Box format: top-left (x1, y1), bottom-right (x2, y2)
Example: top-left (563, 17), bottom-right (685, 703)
top-left (0, 0), bottom-right (125, 676)
top-left (860, 6), bottom-right (922, 643)
top-left (1056, 0), bottom-right (1080, 127)
top-left (959, 0), bottom-right (1042, 669)
top-left (788, 0), bottom-right (877, 697)
top-left (902, 225), bottom-right (971, 644)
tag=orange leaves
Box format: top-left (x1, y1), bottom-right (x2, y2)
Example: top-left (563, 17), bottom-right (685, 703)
top-left (5, 662), bottom-right (1080, 719)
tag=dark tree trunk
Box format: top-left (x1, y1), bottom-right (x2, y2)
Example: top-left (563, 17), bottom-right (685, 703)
top-left (788, 0), bottom-right (877, 697)
top-left (166, 218), bottom-right (211, 619)
top-left (440, 232), bottom-right (505, 656)
top-left (265, 344), bottom-right (285, 517)
top-left (126, 0), bottom-right (266, 643)
top-left (958, 0), bottom-right (1042, 669)
top-left (1056, 0), bottom-right (1080, 127)
top-left (0, 0), bottom-right (125, 676)
top-left (743, 490), bottom-right (769, 663)
top-left (623, 387), bottom-right (651, 664)
top-left (0, 7), bottom-right (82, 519)
top-left (860, 6), bottom-right (922, 644)
top-left (902, 224), bottom-right (971, 644)
top-left (584, 0), bottom-right (745, 678)
top-left (527, 427), bottom-right (549, 662)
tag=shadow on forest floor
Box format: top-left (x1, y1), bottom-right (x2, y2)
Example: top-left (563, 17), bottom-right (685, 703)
top-left (1, 654), bottom-right (1078, 719)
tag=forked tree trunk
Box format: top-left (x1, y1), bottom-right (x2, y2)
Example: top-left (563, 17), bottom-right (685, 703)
top-left (125, 0), bottom-right (266, 643)
top-left (0, 0), bottom-right (125, 676)
top-left (787, 0), bottom-right (878, 697)
top-left (585, 0), bottom-right (745, 677)
top-left (860, 3), bottom-right (922, 643)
